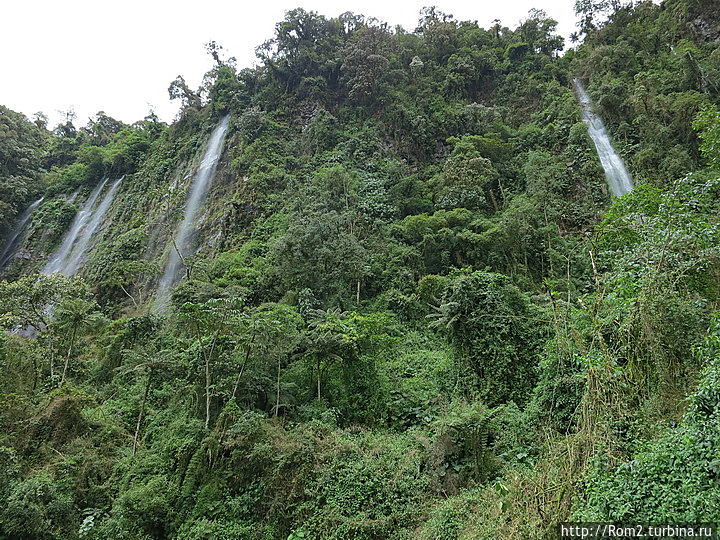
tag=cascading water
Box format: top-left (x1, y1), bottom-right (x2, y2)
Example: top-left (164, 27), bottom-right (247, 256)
top-left (0, 196), bottom-right (45, 270)
top-left (573, 78), bottom-right (634, 197)
top-left (43, 179), bottom-right (108, 275)
top-left (60, 177), bottom-right (123, 277)
top-left (43, 177), bottom-right (123, 277)
top-left (156, 115), bottom-right (230, 306)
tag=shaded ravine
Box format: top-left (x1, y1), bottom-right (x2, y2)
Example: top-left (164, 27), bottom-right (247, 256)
top-left (0, 196), bottom-right (45, 270)
top-left (44, 177), bottom-right (123, 277)
top-left (155, 115), bottom-right (230, 307)
top-left (574, 78), bottom-right (634, 197)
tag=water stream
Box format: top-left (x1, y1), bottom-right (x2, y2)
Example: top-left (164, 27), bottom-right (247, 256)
top-left (573, 78), bottom-right (634, 196)
top-left (43, 177), bottom-right (123, 277)
top-left (60, 177), bottom-right (123, 277)
top-left (0, 197), bottom-right (45, 270)
top-left (156, 116), bottom-right (230, 306)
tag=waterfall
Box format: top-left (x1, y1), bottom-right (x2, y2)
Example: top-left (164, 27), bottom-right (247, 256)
top-left (0, 196), bottom-right (45, 270)
top-left (43, 177), bottom-right (123, 277)
top-left (43, 180), bottom-right (108, 275)
top-left (61, 177), bottom-right (123, 277)
top-left (156, 116), bottom-right (230, 306)
top-left (573, 79), bottom-right (634, 197)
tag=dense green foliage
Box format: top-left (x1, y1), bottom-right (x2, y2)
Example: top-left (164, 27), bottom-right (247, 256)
top-left (0, 0), bottom-right (719, 538)
top-left (0, 106), bottom-right (46, 231)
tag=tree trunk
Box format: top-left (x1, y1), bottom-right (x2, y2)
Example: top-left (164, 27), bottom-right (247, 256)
top-left (31, 354), bottom-right (38, 391)
top-left (205, 352), bottom-right (211, 430)
top-left (38, 311), bottom-right (54, 380)
top-left (317, 358), bottom-right (322, 400)
top-left (119, 283), bottom-right (138, 308)
top-left (193, 323), bottom-right (218, 431)
top-left (133, 369), bottom-right (152, 455)
top-left (46, 324), bottom-right (55, 380)
top-left (60, 327), bottom-right (77, 387)
top-left (275, 355), bottom-right (281, 417)
top-left (232, 334), bottom-right (256, 400)
top-left (487, 188), bottom-right (499, 212)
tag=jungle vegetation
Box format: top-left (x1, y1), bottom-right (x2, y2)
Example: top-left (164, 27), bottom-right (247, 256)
top-left (0, 0), bottom-right (719, 538)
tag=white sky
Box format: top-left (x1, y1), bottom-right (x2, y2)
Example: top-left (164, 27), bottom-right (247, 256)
top-left (0, 0), bottom-right (578, 129)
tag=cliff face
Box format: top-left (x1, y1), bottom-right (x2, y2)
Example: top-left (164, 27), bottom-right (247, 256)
top-left (688, 0), bottom-right (720, 41)
top-left (0, 111), bottom-right (239, 311)
top-left (691, 13), bottom-right (720, 42)
top-left (0, 4), bottom-right (719, 537)
top-left (2, 2), bottom-right (718, 315)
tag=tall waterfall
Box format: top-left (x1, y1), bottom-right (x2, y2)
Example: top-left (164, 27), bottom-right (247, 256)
top-left (43, 177), bottom-right (123, 277)
top-left (156, 116), bottom-right (230, 305)
top-left (43, 180), bottom-right (108, 275)
top-left (573, 79), bottom-right (634, 197)
top-left (0, 197), bottom-right (45, 270)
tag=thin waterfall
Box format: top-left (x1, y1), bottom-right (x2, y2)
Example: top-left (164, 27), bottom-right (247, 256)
top-left (11, 179), bottom-right (122, 338)
top-left (0, 196), bottom-right (45, 270)
top-left (43, 179), bottom-right (108, 275)
top-left (156, 116), bottom-right (230, 306)
top-left (43, 177), bottom-right (122, 277)
top-left (67, 190), bottom-right (80, 204)
top-left (61, 177), bottom-right (123, 277)
top-left (573, 78), bottom-right (634, 196)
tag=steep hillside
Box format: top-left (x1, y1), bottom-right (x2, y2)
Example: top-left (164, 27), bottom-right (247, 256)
top-left (0, 2), bottom-right (719, 538)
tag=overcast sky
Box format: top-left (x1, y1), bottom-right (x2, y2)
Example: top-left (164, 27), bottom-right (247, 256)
top-left (1, 0), bottom-right (578, 128)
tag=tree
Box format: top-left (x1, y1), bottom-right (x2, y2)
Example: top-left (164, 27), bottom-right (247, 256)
top-left (434, 136), bottom-right (507, 211)
top-left (574, 0), bottom-right (625, 36)
top-left (518, 9), bottom-right (564, 55)
top-left (694, 105), bottom-right (720, 167)
top-left (301, 308), bottom-right (349, 400)
top-left (341, 24), bottom-right (395, 107)
top-left (229, 303), bottom-right (298, 402)
top-left (433, 271), bottom-right (544, 404)
top-left (205, 40), bottom-right (226, 66)
top-left (417, 7), bottom-right (458, 63)
top-left (81, 111), bottom-right (125, 146)
top-left (298, 308), bottom-right (392, 405)
top-left (53, 108), bottom-right (77, 138)
top-left (0, 106), bottom-right (46, 230)
top-left (168, 75), bottom-right (201, 110)
top-left (51, 297), bottom-right (107, 386)
top-left (178, 297), bottom-right (302, 425)
top-left (273, 167), bottom-right (370, 304)
top-left (0, 275), bottom-right (103, 386)
top-left (0, 275), bottom-right (78, 332)
top-left (256, 8), bottom-right (344, 90)
top-left (435, 146), bottom-right (496, 211)
top-left (32, 112), bottom-right (48, 130)
top-left (179, 297), bottom-right (245, 429)
top-left (253, 304), bottom-right (301, 416)
top-left (116, 346), bottom-right (176, 455)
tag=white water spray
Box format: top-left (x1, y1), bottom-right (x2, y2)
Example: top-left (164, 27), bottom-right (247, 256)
top-left (61, 177), bottom-right (123, 277)
top-left (43, 177), bottom-right (123, 277)
top-left (0, 197), bottom-right (45, 270)
top-left (156, 116), bottom-right (230, 305)
top-left (43, 180), bottom-right (108, 275)
top-left (573, 79), bottom-right (634, 197)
